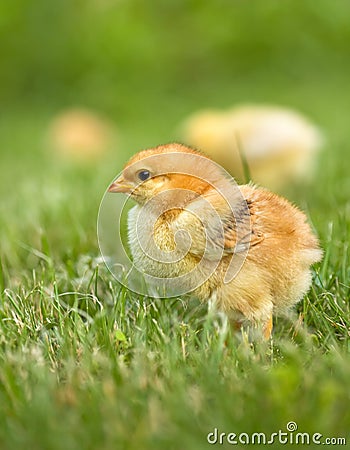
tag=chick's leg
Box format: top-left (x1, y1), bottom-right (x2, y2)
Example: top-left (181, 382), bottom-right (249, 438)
top-left (262, 315), bottom-right (273, 340)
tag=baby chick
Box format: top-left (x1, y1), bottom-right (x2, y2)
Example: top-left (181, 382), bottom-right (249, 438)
top-left (180, 104), bottom-right (323, 191)
top-left (47, 107), bottom-right (116, 165)
top-left (108, 143), bottom-right (322, 338)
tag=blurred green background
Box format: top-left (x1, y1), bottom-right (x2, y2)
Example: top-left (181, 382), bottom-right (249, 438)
top-left (1, 2), bottom-right (350, 449)
top-left (1, 0), bottom-right (350, 140)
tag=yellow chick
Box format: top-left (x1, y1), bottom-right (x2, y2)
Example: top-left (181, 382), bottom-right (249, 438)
top-left (108, 143), bottom-right (322, 338)
top-left (47, 107), bottom-right (116, 165)
top-left (180, 104), bottom-right (323, 191)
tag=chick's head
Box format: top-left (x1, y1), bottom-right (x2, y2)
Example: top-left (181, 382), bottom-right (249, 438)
top-left (108, 143), bottom-right (225, 207)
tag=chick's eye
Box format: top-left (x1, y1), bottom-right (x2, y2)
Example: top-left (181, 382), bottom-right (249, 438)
top-left (137, 170), bottom-right (151, 181)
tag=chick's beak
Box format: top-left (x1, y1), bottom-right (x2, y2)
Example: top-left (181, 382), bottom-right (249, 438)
top-left (108, 176), bottom-right (133, 193)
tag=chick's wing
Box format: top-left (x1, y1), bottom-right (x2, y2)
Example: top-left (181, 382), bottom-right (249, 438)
top-left (171, 188), bottom-right (264, 260)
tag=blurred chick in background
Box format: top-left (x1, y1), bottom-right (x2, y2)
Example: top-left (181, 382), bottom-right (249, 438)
top-left (108, 143), bottom-right (322, 338)
top-left (180, 104), bottom-right (323, 191)
top-left (47, 108), bottom-right (117, 165)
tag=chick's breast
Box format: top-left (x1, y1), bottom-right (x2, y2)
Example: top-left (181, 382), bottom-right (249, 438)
top-left (127, 205), bottom-right (200, 281)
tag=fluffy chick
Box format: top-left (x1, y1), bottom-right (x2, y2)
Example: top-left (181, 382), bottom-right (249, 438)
top-left (180, 104), bottom-right (323, 191)
top-left (108, 143), bottom-right (322, 338)
top-left (47, 108), bottom-right (116, 165)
